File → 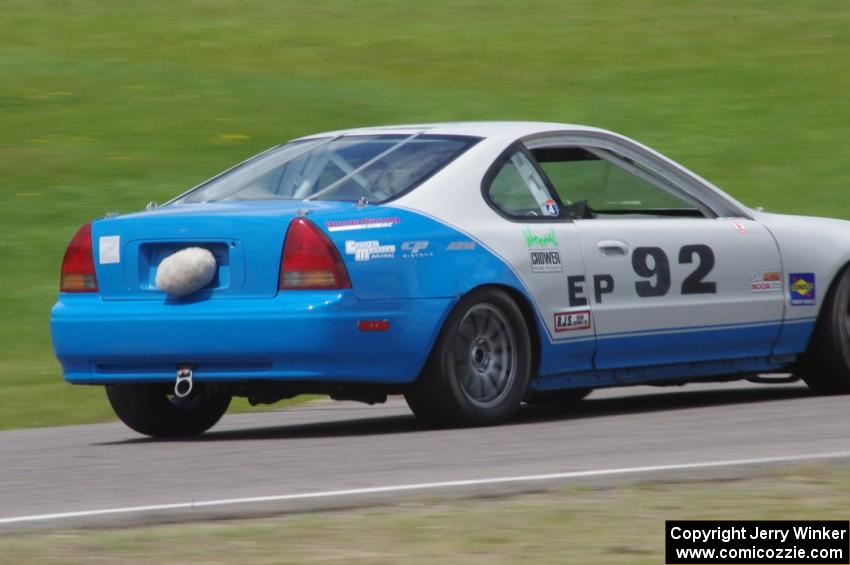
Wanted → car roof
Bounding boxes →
[293,121,606,141]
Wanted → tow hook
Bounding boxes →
[175,365,194,398]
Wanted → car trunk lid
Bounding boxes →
[91,200,351,300]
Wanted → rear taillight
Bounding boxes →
[60,222,98,292]
[279,218,351,290]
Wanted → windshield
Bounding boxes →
[173,134,479,204]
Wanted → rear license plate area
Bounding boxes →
[138,241,232,292]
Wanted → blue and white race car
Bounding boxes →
[51,122,850,437]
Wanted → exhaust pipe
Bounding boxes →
[174,366,194,398]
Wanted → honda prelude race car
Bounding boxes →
[50,122,850,437]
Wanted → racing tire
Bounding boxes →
[524,388,592,405]
[404,288,532,426]
[105,383,232,438]
[798,266,850,394]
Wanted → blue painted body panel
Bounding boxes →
[772,317,818,356]
[320,208,525,300]
[53,292,453,384]
[529,320,811,391]
[52,202,533,384]
[93,200,351,300]
[51,201,811,388]
[532,354,796,391]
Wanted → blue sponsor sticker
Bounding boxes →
[789,272,816,305]
[544,199,559,217]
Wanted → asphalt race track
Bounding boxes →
[2,381,849,531]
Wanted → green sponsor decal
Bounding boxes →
[522,226,558,248]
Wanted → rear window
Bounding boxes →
[174,134,480,204]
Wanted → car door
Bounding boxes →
[526,137,785,374]
[480,144,595,373]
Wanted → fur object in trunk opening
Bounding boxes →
[155,247,217,297]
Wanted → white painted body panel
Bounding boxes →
[393,136,592,343]
[382,122,848,369]
[574,217,784,368]
[757,212,850,319]
[574,217,784,333]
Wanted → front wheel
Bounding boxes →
[106,383,232,438]
[798,266,850,394]
[404,288,532,426]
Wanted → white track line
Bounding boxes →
[3,450,850,526]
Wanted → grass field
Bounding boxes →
[2,1,850,429]
[1,463,848,563]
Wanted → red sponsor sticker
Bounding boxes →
[751,271,782,292]
[554,310,591,332]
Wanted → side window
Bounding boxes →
[531,147,705,219]
[486,150,559,218]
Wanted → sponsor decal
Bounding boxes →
[325,216,400,232]
[789,272,816,305]
[98,235,120,264]
[529,249,562,273]
[554,310,591,332]
[751,270,782,293]
[733,220,748,235]
[544,198,559,217]
[447,240,476,251]
[401,240,433,258]
[344,240,396,262]
[522,226,558,248]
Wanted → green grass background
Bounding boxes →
[2,0,850,429]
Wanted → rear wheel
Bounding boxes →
[798,267,850,394]
[105,383,231,438]
[404,288,532,426]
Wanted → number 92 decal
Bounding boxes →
[567,244,717,307]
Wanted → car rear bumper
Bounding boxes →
[51,291,453,384]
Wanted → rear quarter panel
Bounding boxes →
[321,206,522,301]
